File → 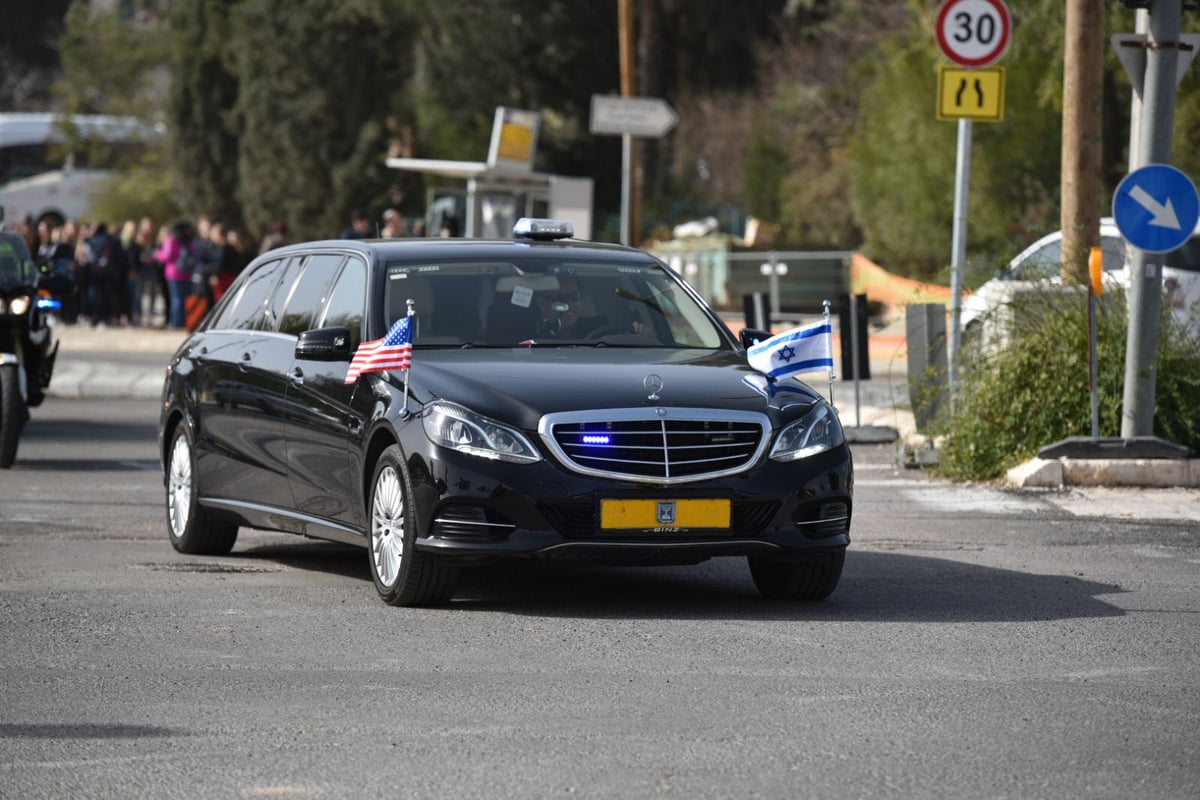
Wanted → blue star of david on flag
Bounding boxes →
[746,319,834,380]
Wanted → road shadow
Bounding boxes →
[0,723,183,739]
[231,539,1126,624]
[13,458,159,472]
[24,416,158,444]
[237,540,369,582]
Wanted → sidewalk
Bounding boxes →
[47,325,185,401]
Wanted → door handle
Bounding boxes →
[239,352,252,371]
[289,367,304,386]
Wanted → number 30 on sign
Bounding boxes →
[936,0,1012,69]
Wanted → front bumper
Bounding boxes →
[409,443,853,564]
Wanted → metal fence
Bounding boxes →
[648,237,853,317]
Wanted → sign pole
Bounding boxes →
[590,95,677,246]
[620,132,632,245]
[1121,0,1182,438]
[935,0,1010,400]
[948,117,972,397]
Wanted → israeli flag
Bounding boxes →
[746,319,834,380]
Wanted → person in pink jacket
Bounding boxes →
[156,222,196,329]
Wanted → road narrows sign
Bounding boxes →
[936,0,1012,68]
[937,66,1005,122]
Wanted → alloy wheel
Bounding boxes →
[168,434,192,539]
[371,465,405,587]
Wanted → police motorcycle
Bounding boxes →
[0,215,64,468]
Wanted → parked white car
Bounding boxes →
[962,217,1200,335]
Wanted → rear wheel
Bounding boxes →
[749,550,845,601]
[165,424,238,554]
[368,445,457,606]
[0,364,25,468]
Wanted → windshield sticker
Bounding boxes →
[511,285,533,308]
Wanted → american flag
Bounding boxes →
[344,315,413,384]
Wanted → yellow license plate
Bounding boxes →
[600,499,731,530]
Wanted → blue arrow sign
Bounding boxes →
[1112,164,1200,253]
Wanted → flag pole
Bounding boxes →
[823,299,835,407]
[401,298,414,418]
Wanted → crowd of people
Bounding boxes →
[4,207,438,330]
[4,214,268,330]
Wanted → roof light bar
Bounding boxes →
[513,218,574,241]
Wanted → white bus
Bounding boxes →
[0,112,157,228]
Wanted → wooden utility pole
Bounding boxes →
[1061,0,1105,284]
[618,0,640,244]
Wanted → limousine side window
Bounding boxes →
[263,256,305,331]
[277,253,344,336]
[211,257,287,331]
[319,257,367,346]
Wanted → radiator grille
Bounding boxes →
[540,409,770,485]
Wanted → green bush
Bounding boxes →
[934,287,1200,481]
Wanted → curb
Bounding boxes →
[1008,457,1200,489]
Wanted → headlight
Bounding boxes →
[769,403,845,462]
[8,295,31,315]
[422,400,542,463]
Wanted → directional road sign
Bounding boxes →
[936,0,1012,68]
[1113,164,1200,254]
[590,95,678,139]
[936,65,1005,122]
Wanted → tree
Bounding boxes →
[0,0,73,109]
[847,1,1067,279]
[411,2,621,211]
[167,0,243,231]
[51,1,176,226]
[226,0,418,242]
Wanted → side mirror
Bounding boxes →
[295,326,353,361]
[739,328,774,350]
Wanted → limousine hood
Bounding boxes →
[407,348,822,430]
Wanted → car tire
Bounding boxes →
[0,364,25,469]
[165,424,238,554]
[748,550,845,601]
[368,445,457,607]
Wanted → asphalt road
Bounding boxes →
[1,399,1198,799]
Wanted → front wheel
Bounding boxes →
[165,424,238,554]
[0,364,26,468]
[368,445,457,606]
[748,550,845,601]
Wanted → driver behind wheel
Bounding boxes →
[534,276,649,338]
[534,276,582,337]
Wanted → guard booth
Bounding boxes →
[387,106,593,239]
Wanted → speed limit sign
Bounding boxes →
[936,0,1011,68]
